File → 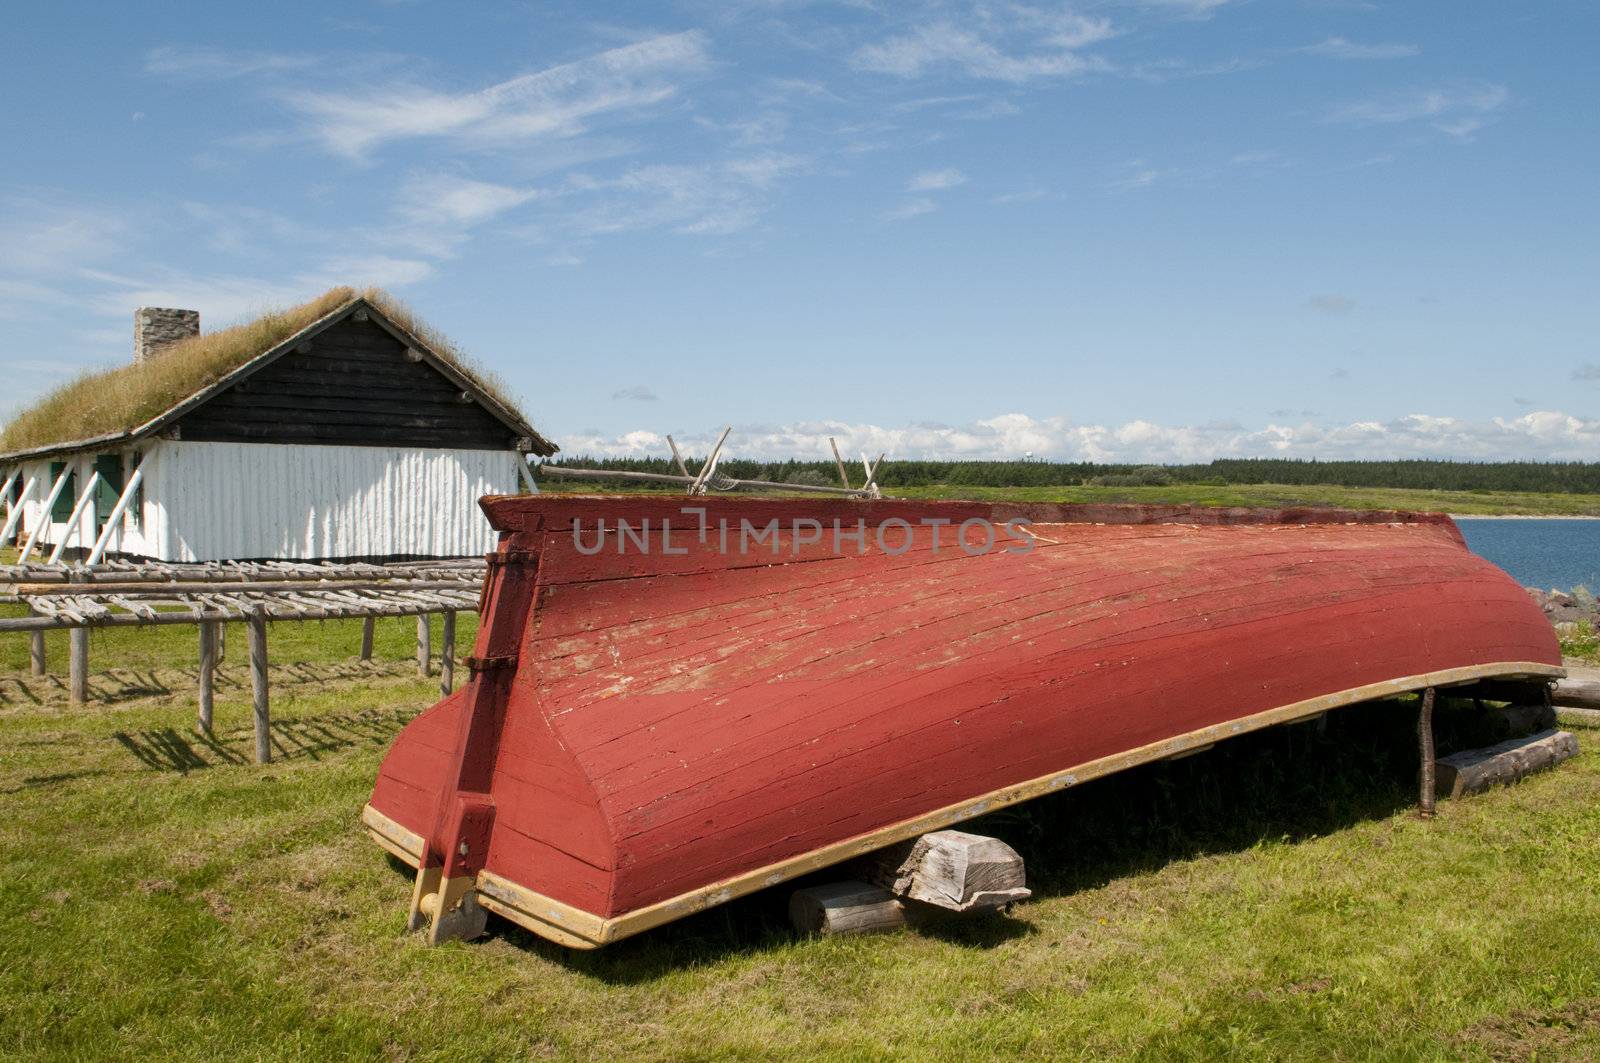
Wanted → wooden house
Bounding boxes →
[0,288,556,563]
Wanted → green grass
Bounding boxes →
[1559,620,1600,664]
[541,478,1600,515]
[1,613,1597,1060]
[0,606,476,676]
[880,481,1600,515]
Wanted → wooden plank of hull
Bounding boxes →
[366,498,1564,948]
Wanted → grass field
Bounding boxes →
[891,482,1600,516]
[2,607,1598,1060]
[3,498,1599,1060]
[542,478,1600,516]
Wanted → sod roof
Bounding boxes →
[0,287,555,460]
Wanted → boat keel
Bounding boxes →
[411,868,487,945]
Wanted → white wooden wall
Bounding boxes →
[4,441,527,562]
[144,441,524,561]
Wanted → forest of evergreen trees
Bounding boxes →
[543,456,1600,494]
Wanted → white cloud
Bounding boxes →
[79,269,313,324]
[1326,82,1509,139]
[908,168,967,191]
[79,255,433,326]
[143,45,318,79]
[0,199,131,274]
[0,279,75,321]
[397,173,541,226]
[309,255,434,288]
[1107,160,1171,191]
[992,185,1049,204]
[1132,0,1234,19]
[612,385,660,402]
[1300,37,1419,61]
[853,8,1114,83]
[563,152,808,237]
[283,31,710,158]
[1127,56,1264,83]
[884,196,937,220]
[558,411,1600,464]
[181,203,324,254]
[1306,294,1355,314]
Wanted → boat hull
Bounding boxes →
[366,498,1561,947]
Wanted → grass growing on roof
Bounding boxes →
[0,287,528,455]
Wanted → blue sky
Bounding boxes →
[2,0,1596,462]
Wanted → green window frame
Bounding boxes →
[49,462,76,522]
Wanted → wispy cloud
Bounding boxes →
[1306,294,1356,314]
[0,198,131,274]
[564,152,809,237]
[143,45,318,79]
[1127,56,1264,83]
[884,196,937,220]
[79,269,317,324]
[310,255,434,289]
[1299,37,1419,61]
[562,410,1600,463]
[992,185,1049,204]
[1572,364,1600,382]
[612,385,660,402]
[1107,159,1173,191]
[0,279,75,321]
[396,173,541,226]
[180,203,325,255]
[1326,81,1509,139]
[886,167,967,219]
[908,168,966,191]
[80,256,434,325]
[1106,148,1285,192]
[1131,0,1234,20]
[853,7,1115,83]
[282,31,711,159]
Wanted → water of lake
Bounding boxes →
[1455,518,1600,592]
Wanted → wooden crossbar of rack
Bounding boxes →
[1,557,488,763]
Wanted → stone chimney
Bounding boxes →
[134,307,200,364]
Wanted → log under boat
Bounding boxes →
[364,496,1561,948]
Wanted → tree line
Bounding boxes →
[542,456,1600,494]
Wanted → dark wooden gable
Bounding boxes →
[174,314,520,450]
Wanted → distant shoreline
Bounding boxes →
[1449,513,1600,520]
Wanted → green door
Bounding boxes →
[48,461,76,522]
[93,454,123,533]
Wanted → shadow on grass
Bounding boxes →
[110,707,417,774]
[459,693,1524,981]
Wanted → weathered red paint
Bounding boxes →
[369,496,1560,944]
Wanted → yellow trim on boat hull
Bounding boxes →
[365,660,1564,949]
[363,803,424,867]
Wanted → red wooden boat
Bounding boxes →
[364,496,1561,947]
